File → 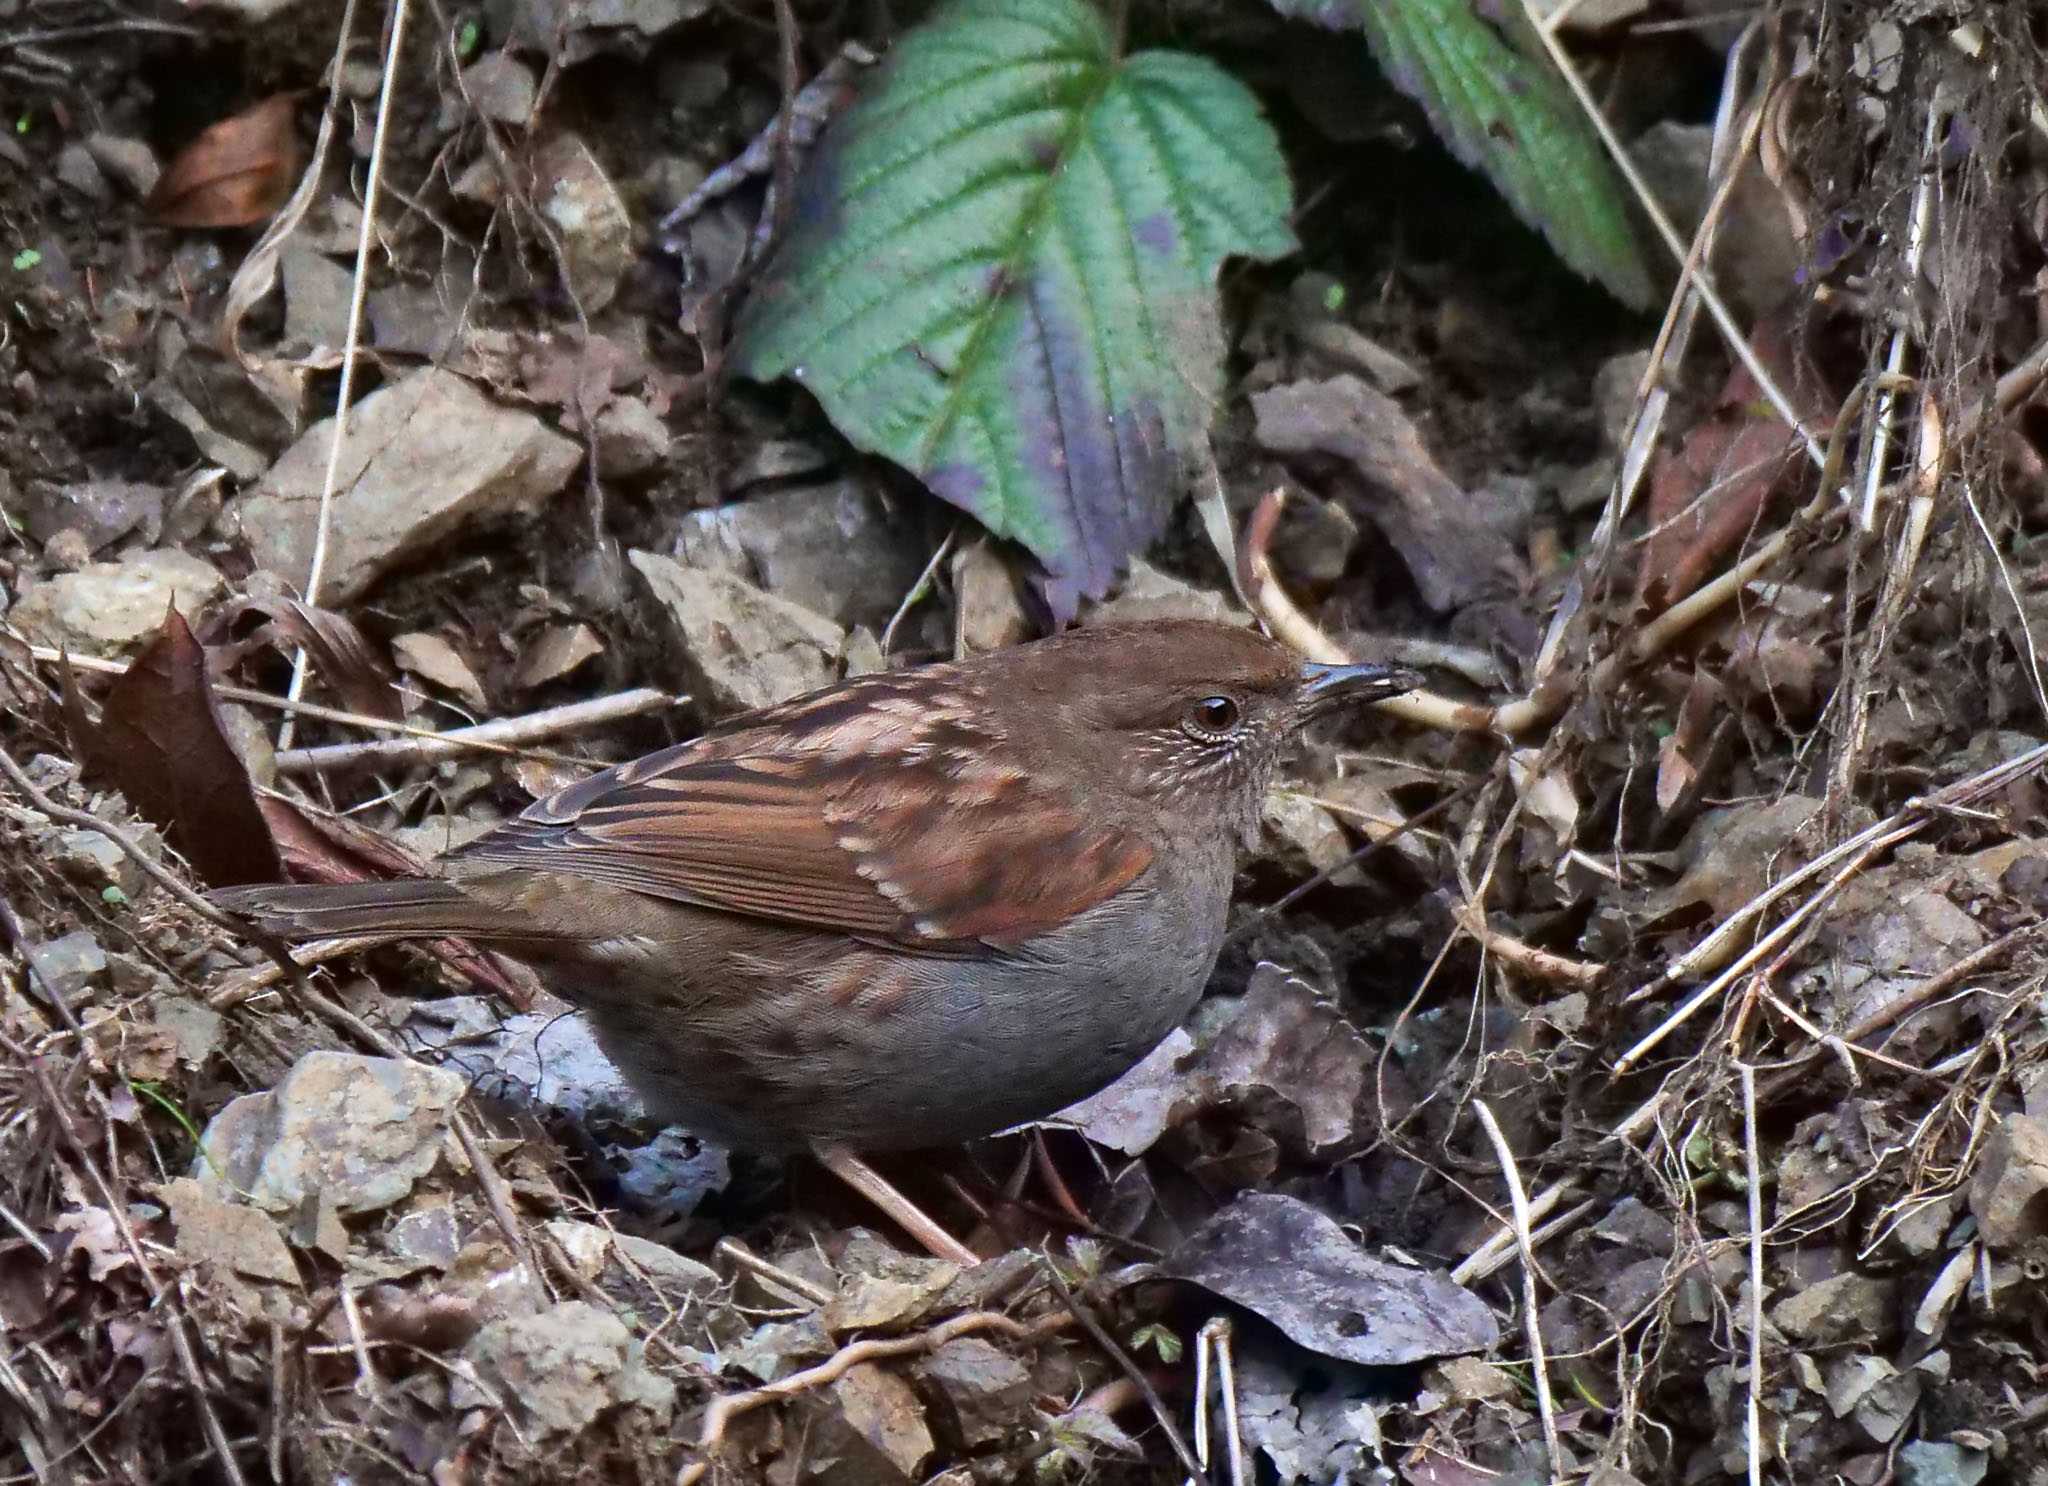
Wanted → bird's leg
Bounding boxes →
[811,1143,981,1267]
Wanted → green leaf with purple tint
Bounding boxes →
[1270,0,1654,310]
[730,0,1296,616]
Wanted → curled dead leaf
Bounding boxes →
[147,93,300,229]
[207,595,404,722]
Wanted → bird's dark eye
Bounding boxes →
[1186,695,1241,735]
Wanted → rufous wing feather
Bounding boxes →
[451,672,1153,951]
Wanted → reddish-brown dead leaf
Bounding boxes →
[1638,313,1835,614]
[146,93,300,228]
[74,610,282,888]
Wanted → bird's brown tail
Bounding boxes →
[211,879,509,942]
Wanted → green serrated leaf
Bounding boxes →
[1270,0,1654,310]
[732,0,1297,613]
[1130,1321,1183,1363]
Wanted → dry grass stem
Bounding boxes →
[1454,1194,1597,1287]
[1740,1064,1763,1486]
[1471,1100,1561,1483]
[280,0,414,750]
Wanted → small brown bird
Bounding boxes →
[216,619,1417,1261]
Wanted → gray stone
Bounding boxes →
[386,1203,462,1269]
[194,1051,466,1215]
[728,1312,834,1383]
[83,134,160,198]
[1084,558,1241,628]
[461,53,537,125]
[27,932,107,1003]
[1967,1114,2048,1250]
[1261,793,1361,888]
[51,827,145,898]
[671,479,930,633]
[55,143,108,201]
[915,1337,1030,1448]
[629,549,844,713]
[160,1177,298,1283]
[1266,494,1360,591]
[593,395,669,478]
[1771,1271,1897,1344]
[1593,351,1653,453]
[533,133,632,314]
[816,1362,934,1483]
[236,369,580,602]
[149,995,224,1066]
[42,529,93,571]
[951,535,1031,655]
[281,244,354,350]
[540,1216,720,1298]
[610,1230,721,1297]
[1896,1441,1988,1486]
[458,1301,675,1435]
[10,549,225,656]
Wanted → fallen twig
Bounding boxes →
[272,687,680,775]
[22,644,675,769]
[1456,903,1606,989]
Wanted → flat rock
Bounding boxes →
[458,1300,675,1435]
[671,478,930,632]
[194,1050,466,1215]
[11,549,225,656]
[541,1216,720,1298]
[914,1337,1030,1449]
[1084,558,1241,628]
[84,133,160,198]
[533,133,632,313]
[816,1362,934,1484]
[1771,1270,1898,1344]
[160,1176,297,1283]
[235,368,580,603]
[593,395,669,478]
[462,53,537,125]
[629,549,844,712]
[1967,1113,2048,1249]
[26,931,108,1003]
[280,244,354,351]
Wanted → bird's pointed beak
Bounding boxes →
[1298,658,1424,711]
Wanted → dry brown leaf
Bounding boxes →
[1655,671,1728,815]
[147,93,301,229]
[69,610,283,889]
[393,632,489,712]
[207,595,405,723]
[1638,313,1834,613]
